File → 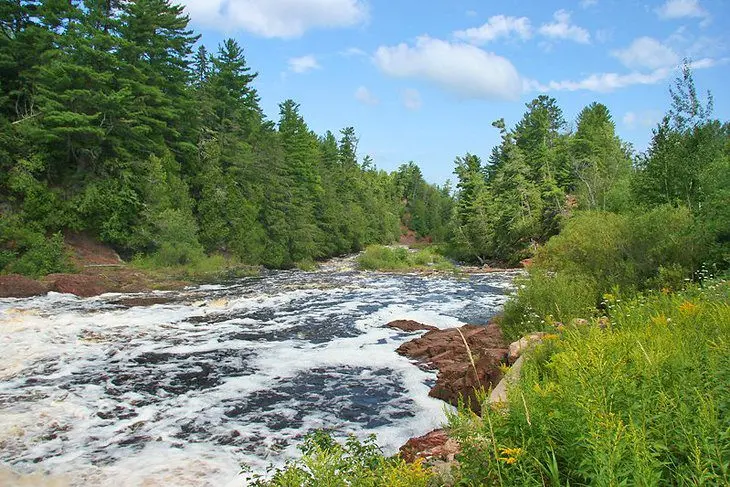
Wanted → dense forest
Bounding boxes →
[0,0,451,275]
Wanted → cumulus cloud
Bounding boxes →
[373,36,523,100]
[527,57,718,93]
[354,86,379,105]
[656,0,710,24]
[178,0,368,38]
[288,55,320,73]
[402,89,422,110]
[538,10,591,44]
[454,15,532,45]
[580,0,598,7]
[611,37,679,70]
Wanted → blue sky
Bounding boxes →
[179,0,729,184]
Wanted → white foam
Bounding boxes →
[0,270,515,485]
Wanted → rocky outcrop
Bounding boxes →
[399,429,460,463]
[48,274,108,297]
[0,275,48,298]
[508,332,546,363]
[396,323,508,413]
[387,319,438,332]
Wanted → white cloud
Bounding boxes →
[373,36,522,100]
[656,0,710,24]
[528,69,670,92]
[623,110,663,129]
[354,86,379,105]
[341,47,367,57]
[402,89,422,110]
[466,10,478,17]
[288,55,320,73]
[538,10,591,44]
[527,57,718,93]
[611,37,679,70]
[580,0,598,8]
[454,15,532,45]
[179,0,368,39]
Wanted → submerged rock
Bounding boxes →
[0,275,47,298]
[386,319,438,332]
[396,323,508,413]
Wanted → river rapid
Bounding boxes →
[0,258,517,486]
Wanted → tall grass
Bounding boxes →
[448,279,730,486]
[357,245,455,272]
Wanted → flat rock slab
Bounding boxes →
[396,323,508,413]
[0,275,48,298]
[386,319,438,332]
[48,274,108,297]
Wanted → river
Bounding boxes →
[0,258,517,486]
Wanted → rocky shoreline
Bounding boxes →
[388,318,540,467]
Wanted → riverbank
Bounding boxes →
[0,238,518,299]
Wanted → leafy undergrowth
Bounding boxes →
[244,431,432,487]
[130,253,259,283]
[449,279,730,486]
[357,245,455,272]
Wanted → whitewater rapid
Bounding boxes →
[0,262,517,486]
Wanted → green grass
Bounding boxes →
[357,245,456,272]
[130,253,259,282]
[448,279,730,486]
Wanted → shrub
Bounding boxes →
[357,245,455,272]
[501,269,599,341]
[0,217,73,277]
[245,430,432,487]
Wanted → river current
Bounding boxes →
[0,258,516,486]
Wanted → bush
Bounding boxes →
[537,207,708,294]
[245,430,432,487]
[449,280,730,486]
[501,269,599,341]
[0,217,73,277]
[357,245,454,272]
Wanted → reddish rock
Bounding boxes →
[112,296,175,307]
[396,323,508,413]
[50,274,108,297]
[387,319,438,332]
[400,429,460,463]
[0,275,48,298]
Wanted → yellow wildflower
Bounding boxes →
[678,301,698,315]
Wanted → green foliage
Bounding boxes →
[0,1,448,276]
[449,281,730,486]
[245,430,432,487]
[501,270,598,341]
[0,218,73,277]
[357,245,454,272]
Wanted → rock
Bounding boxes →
[386,319,438,332]
[112,296,174,307]
[50,274,108,297]
[396,323,508,412]
[0,275,47,298]
[399,429,460,463]
[507,332,547,363]
[489,355,525,405]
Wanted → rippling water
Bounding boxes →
[0,259,517,486]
